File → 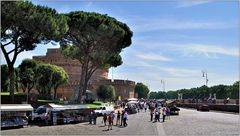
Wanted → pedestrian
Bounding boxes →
[144,103,148,112]
[107,113,113,130]
[89,112,93,124]
[103,113,107,126]
[162,107,166,122]
[116,111,121,126]
[123,111,128,127]
[93,111,97,125]
[120,110,124,126]
[166,106,170,120]
[150,107,154,121]
[111,111,115,123]
[155,109,160,122]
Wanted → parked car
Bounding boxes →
[94,105,114,116]
[166,100,180,115]
[126,103,138,114]
[170,106,180,115]
[197,104,210,111]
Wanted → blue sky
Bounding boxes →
[1,0,239,91]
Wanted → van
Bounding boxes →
[94,105,114,116]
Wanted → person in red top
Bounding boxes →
[107,112,113,130]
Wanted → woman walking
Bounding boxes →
[116,111,121,126]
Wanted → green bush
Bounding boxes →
[1,92,25,96]
[37,99,64,104]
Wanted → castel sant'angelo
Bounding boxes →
[33,48,136,101]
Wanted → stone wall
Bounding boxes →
[32,48,135,101]
[89,79,136,101]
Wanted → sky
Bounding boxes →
[1,0,239,92]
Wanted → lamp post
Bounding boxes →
[111,67,114,82]
[161,79,165,92]
[202,70,208,86]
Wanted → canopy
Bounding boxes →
[1,104,33,111]
[41,103,87,111]
[166,100,176,104]
[127,98,138,101]
[127,101,138,104]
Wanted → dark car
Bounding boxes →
[126,103,138,114]
[170,106,180,115]
[197,104,210,111]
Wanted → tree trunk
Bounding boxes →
[9,67,15,103]
[77,59,88,104]
[54,87,57,100]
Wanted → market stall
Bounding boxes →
[32,103,92,125]
[1,104,33,128]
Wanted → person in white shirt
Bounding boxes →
[144,103,148,112]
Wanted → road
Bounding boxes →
[1,108,239,136]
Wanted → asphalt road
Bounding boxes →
[1,108,239,136]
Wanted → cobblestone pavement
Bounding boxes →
[1,108,239,136]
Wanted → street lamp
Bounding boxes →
[111,67,114,82]
[161,79,165,92]
[202,70,208,86]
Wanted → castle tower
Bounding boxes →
[33,48,108,99]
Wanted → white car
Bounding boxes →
[94,105,114,116]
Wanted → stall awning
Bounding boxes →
[1,104,33,111]
[127,98,138,101]
[127,101,138,104]
[43,103,87,111]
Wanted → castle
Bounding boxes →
[32,48,135,101]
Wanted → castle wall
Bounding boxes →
[90,79,135,101]
[32,48,135,101]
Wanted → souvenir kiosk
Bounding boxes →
[1,104,33,128]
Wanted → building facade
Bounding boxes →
[32,48,135,101]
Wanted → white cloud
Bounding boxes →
[123,60,155,68]
[158,67,200,78]
[176,0,214,8]
[130,18,230,32]
[169,43,239,57]
[111,66,237,91]
[135,52,173,62]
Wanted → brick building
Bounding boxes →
[32,48,135,101]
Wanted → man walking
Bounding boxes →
[162,107,166,122]
[120,110,124,126]
[123,111,128,127]
[150,107,154,121]
[93,111,97,125]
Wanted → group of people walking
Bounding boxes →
[89,110,129,131]
[105,110,128,130]
[149,105,170,123]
